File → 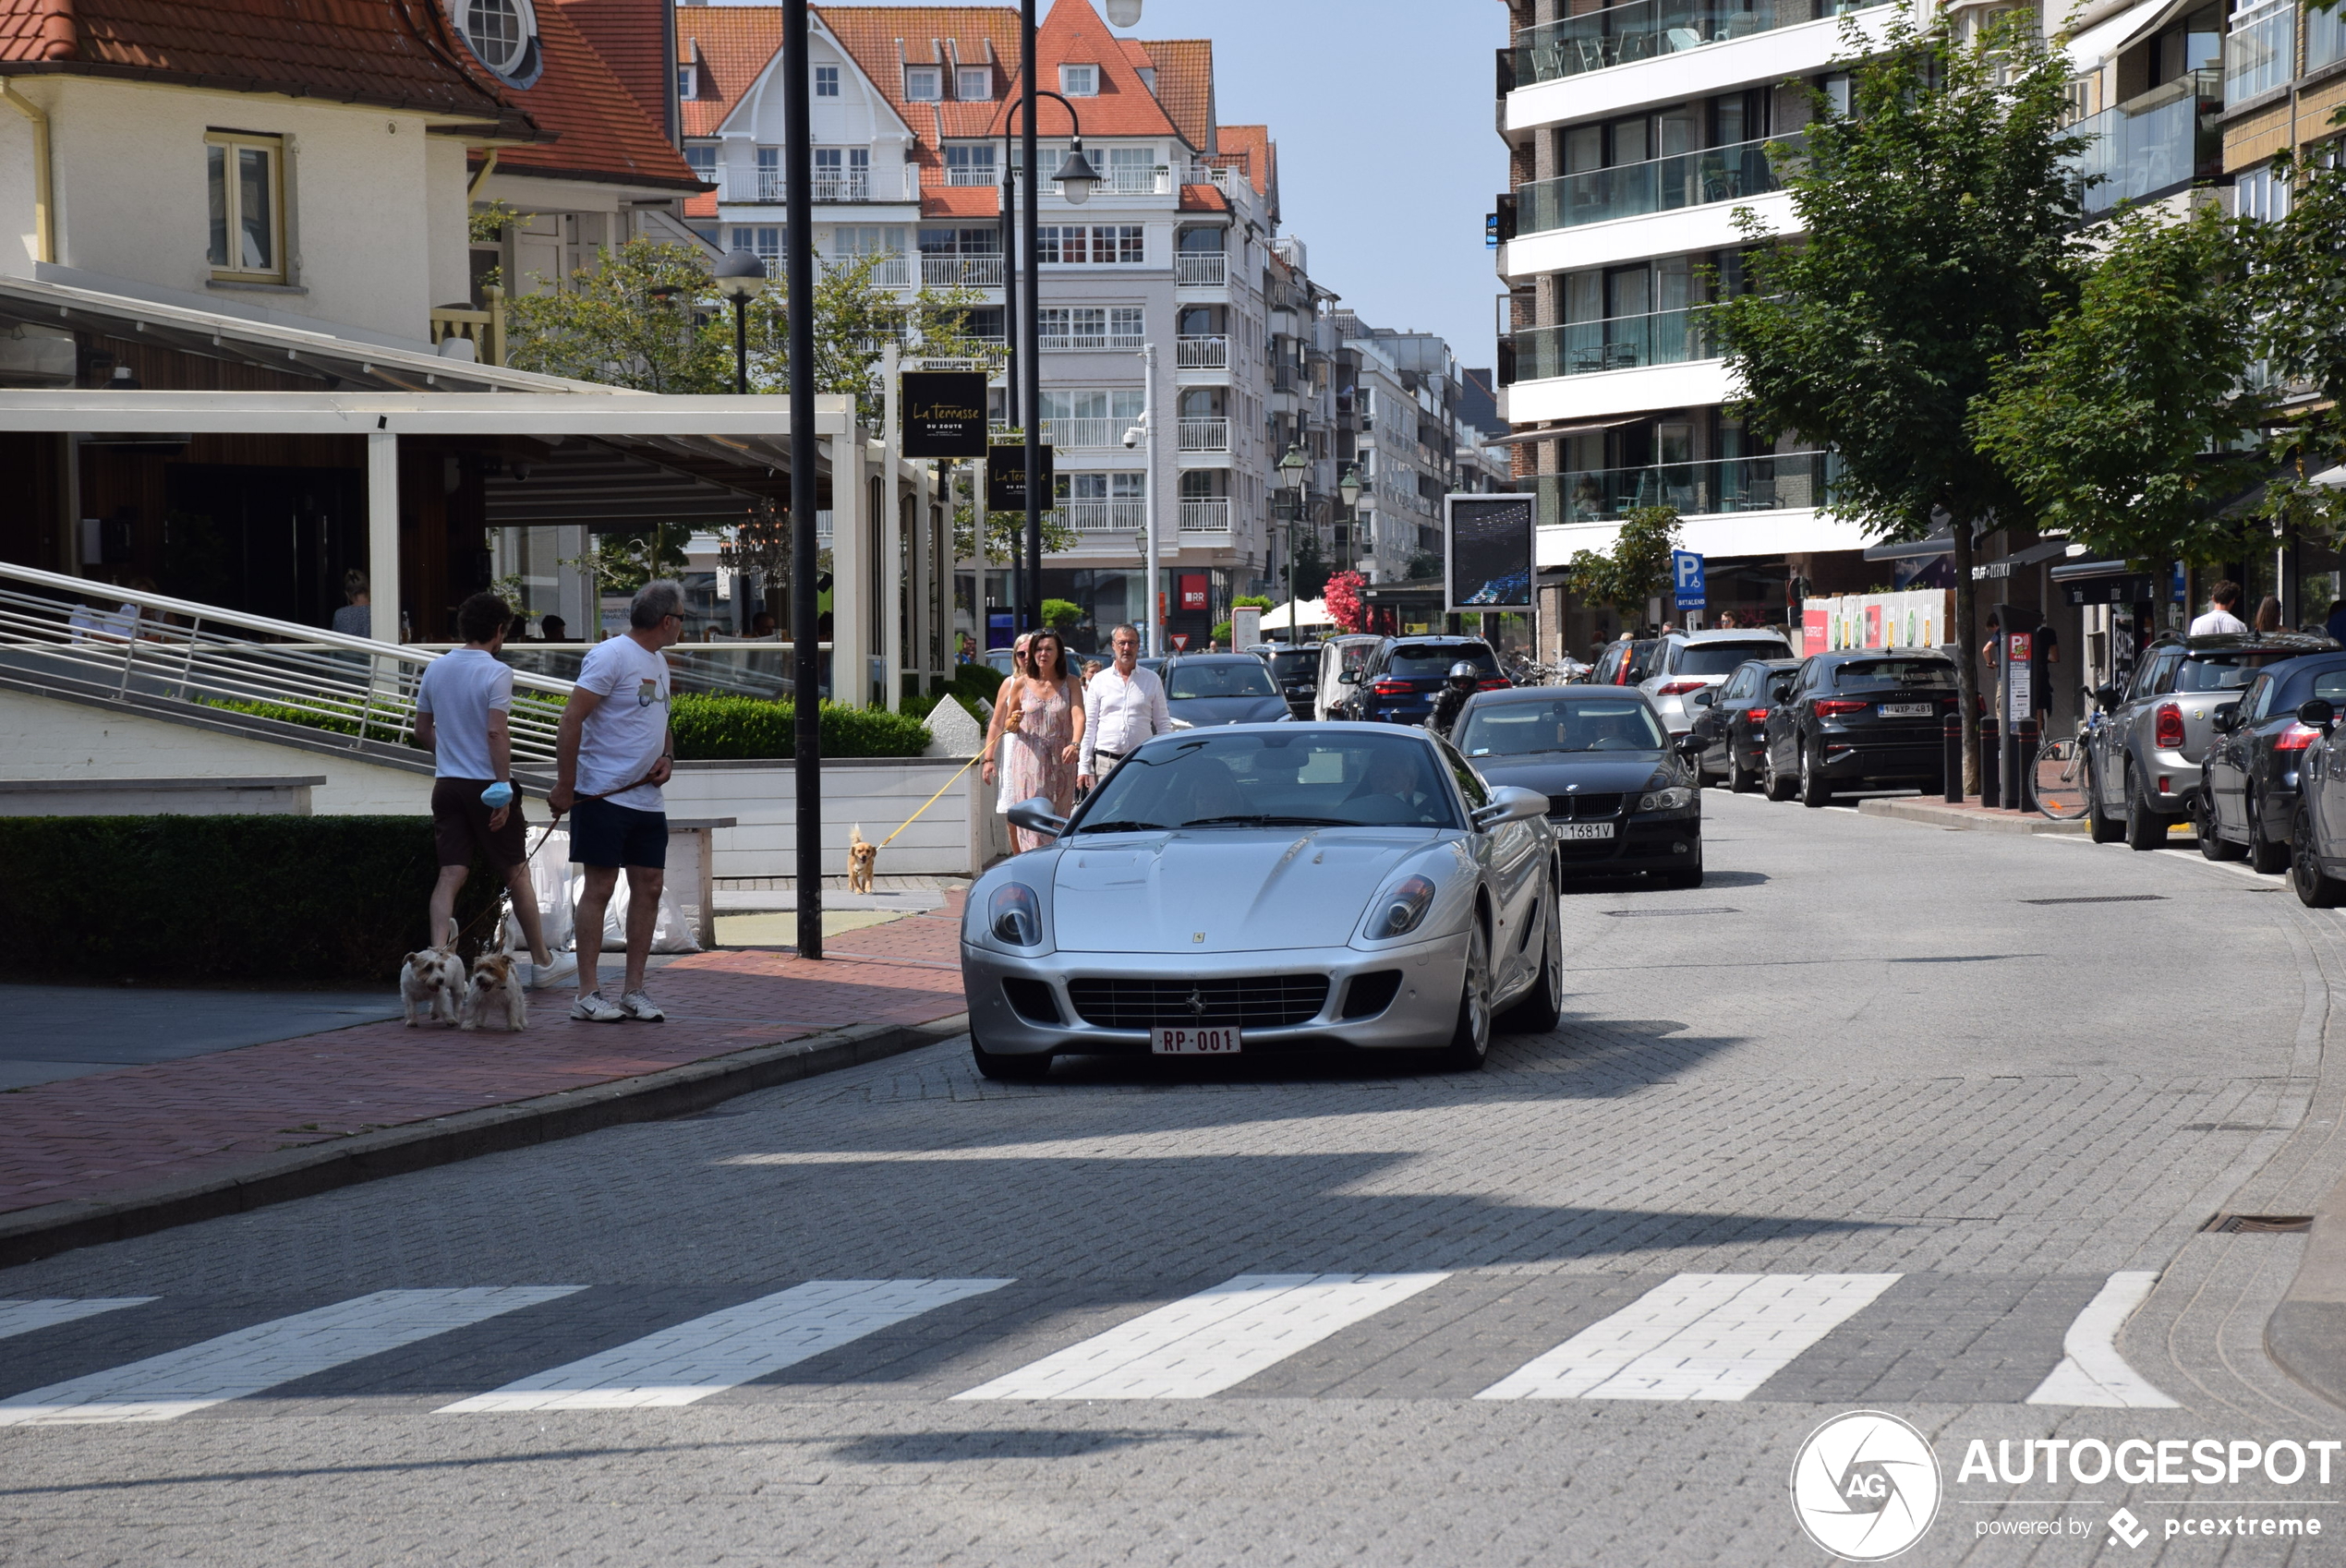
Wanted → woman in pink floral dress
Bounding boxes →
[988,631,1085,852]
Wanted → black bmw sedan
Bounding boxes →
[1457,686,1706,887]
[1762,651,1959,805]
[2197,651,2346,872]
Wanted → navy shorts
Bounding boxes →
[569,797,667,870]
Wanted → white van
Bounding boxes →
[1314,634,1384,720]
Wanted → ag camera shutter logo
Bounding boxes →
[1790,1410,1942,1561]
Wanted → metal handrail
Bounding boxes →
[0,560,574,763]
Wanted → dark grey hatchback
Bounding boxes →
[1457,686,1706,886]
[2196,652,2346,872]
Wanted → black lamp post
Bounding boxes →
[1278,440,1307,645]
[713,248,767,395]
[780,2,821,959]
[1338,463,1363,573]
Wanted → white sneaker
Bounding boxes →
[618,990,666,1021]
[527,955,578,992]
[570,991,625,1022]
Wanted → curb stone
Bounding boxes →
[0,1011,971,1270]
[1856,796,2088,835]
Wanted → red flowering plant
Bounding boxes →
[1324,570,1368,633]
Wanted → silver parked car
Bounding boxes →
[961,724,1563,1080]
[2085,633,2334,849]
[1637,629,1795,736]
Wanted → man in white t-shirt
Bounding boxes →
[551,580,684,1021]
[416,592,572,993]
[2189,580,2249,636]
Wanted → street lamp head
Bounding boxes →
[712,248,768,301]
[1105,0,1143,26]
[1338,464,1362,508]
[1277,442,1307,479]
[1055,140,1102,206]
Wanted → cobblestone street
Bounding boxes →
[4,794,2343,1565]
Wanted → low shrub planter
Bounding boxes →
[668,695,930,761]
[0,816,504,984]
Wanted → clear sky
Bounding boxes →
[852,0,1514,370]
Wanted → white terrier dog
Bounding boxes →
[399,920,465,1028]
[462,947,528,1032]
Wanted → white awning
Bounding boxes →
[1260,597,1333,630]
[2063,0,2177,71]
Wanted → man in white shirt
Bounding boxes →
[551,580,683,1022]
[1078,623,1174,790]
[2190,580,2249,636]
[417,593,572,993]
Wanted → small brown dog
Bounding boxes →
[847,824,878,894]
[462,948,527,1032]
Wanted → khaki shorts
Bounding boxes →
[431,777,529,869]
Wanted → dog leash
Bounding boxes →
[448,767,666,950]
[877,753,983,850]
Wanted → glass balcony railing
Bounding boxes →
[2068,71,2219,216]
[1511,0,1886,85]
[1511,308,1712,381]
[2224,1,2293,103]
[1533,452,1836,525]
[1518,133,1796,235]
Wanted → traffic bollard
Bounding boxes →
[2016,718,2039,814]
[1978,719,2001,810]
[1943,715,1964,803]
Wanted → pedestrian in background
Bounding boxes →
[551,579,683,1023]
[2326,598,2346,644]
[332,570,371,638]
[417,591,571,994]
[1079,623,1171,793]
[541,614,567,642]
[2191,581,2249,635]
[2255,596,2283,633]
[995,630,1084,851]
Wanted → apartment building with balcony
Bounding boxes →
[674,0,1296,652]
[1331,311,1509,589]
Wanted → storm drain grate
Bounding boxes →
[2019,894,2169,906]
[1602,908,1741,918]
[2202,1213,2314,1234]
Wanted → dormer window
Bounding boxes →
[958,66,993,101]
[816,65,840,97]
[677,63,698,100]
[451,0,540,86]
[1059,63,1099,97]
[905,66,942,101]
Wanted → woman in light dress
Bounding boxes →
[986,630,1085,852]
[981,633,1033,819]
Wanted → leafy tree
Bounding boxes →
[2242,154,2346,548]
[1970,203,2266,567]
[1232,594,1276,610]
[1282,531,1332,601]
[1708,13,2085,789]
[468,199,534,245]
[1565,505,1681,621]
[1040,597,1085,633]
[564,525,693,596]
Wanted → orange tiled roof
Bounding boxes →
[1179,183,1228,212]
[684,188,718,219]
[497,0,701,190]
[0,0,525,127]
[1217,123,1274,199]
[676,5,782,139]
[984,0,1180,140]
[923,183,1004,219]
[1140,37,1210,150]
[816,6,1022,144]
[555,0,674,140]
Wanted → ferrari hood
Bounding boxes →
[1051,828,1445,954]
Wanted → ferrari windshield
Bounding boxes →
[1073,730,1462,832]
[1459,699,1666,757]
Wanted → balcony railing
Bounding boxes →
[2224,1,2292,103]
[1103,164,1173,195]
[1042,416,1120,449]
[947,163,1000,187]
[2068,71,2219,216]
[1064,498,1148,533]
[741,168,913,203]
[921,254,1004,288]
[1178,418,1231,452]
[1179,498,1232,532]
[1041,328,1147,350]
[1176,335,1230,369]
[1518,133,1796,235]
[1533,452,1834,524]
[1513,0,1779,86]
[1176,253,1228,286]
[1184,163,1240,195]
[1508,308,1712,382]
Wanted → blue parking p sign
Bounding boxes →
[1672,549,1706,610]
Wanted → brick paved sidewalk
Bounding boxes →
[0,892,968,1218]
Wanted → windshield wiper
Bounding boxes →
[1073,819,1170,835]
[1179,814,1355,828]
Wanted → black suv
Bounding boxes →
[1336,636,1506,726]
[1762,650,1960,804]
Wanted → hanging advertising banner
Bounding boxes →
[901,371,991,458]
[1445,494,1535,614]
[1179,573,1209,611]
[986,442,1054,512]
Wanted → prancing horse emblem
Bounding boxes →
[1186,985,1207,1020]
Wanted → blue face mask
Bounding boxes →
[480,781,515,810]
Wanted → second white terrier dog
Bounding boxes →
[400,920,465,1027]
[462,948,527,1032]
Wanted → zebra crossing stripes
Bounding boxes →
[2026,1272,2177,1408]
[953,1272,1450,1401]
[0,1298,155,1344]
[1476,1273,1902,1402]
[439,1279,1012,1413]
[0,1287,581,1426]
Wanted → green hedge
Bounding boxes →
[0,817,504,984]
[668,694,930,761]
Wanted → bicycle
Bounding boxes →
[2031,704,2104,822]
